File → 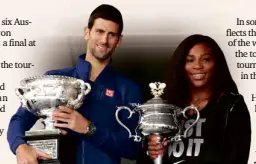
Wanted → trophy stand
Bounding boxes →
[24,110,61,164]
[24,131,60,164]
[153,135,163,164]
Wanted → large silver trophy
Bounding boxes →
[115,82,200,164]
[15,75,91,164]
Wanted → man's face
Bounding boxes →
[84,18,122,61]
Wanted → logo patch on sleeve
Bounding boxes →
[105,89,114,97]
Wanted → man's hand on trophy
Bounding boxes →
[52,106,90,134]
[59,129,68,135]
[16,144,52,164]
[147,135,168,160]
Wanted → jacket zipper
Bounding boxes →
[82,140,85,164]
[99,85,105,100]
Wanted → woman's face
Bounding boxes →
[185,43,215,89]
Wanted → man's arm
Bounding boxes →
[7,106,39,154]
[8,106,53,164]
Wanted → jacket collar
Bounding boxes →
[76,54,91,81]
[76,54,115,86]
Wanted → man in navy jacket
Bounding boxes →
[8,4,142,164]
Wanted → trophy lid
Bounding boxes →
[143,96,167,105]
[142,82,168,105]
[139,82,180,110]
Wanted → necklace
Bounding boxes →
[190,97,209,111]
[186,98,208,116]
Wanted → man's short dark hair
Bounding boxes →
[88,4,123,35]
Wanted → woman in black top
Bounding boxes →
[146,34,251,164]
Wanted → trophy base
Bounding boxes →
[39,159,60,164]
[24,129,60,163]
[25,129,60,136]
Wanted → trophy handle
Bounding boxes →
[69,80,91,109]
[83,82,91,95]
[15,87,29,108]
[181,105,200,138]
[115,106,142,142]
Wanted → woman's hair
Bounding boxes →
[163,34,238,107]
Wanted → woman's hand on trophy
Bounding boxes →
[147,135,168,160]
[16,144,52,164]
[52,106,90,134]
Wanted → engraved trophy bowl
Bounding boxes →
[115,82,200,164]
[15,75,91,163]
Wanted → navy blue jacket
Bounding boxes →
[8,54,142,164]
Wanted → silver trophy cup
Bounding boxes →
[15,75,91,163]
[115,82,200,164]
